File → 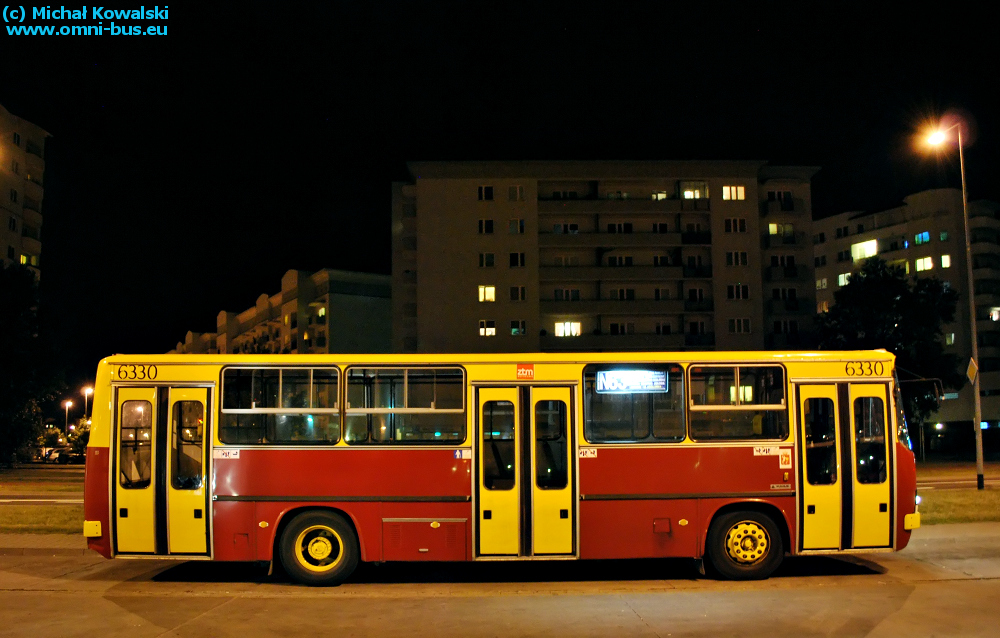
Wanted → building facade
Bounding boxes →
[812,188,1000,427]
[0,103,49,276]
[170,269,391,355]
[392,161,819,353]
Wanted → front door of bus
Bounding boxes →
[476,386,574,556]
[114,386,210,555]
[798,383,892,550]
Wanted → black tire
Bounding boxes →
[279,511,359,586]
[706,510,783,580]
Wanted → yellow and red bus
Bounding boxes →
[83,350,920,584]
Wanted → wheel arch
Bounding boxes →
[268,505,367,570]
[701,500,792,558]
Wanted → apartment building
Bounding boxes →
[170,269,391,354]
[0,103,49,276]
[391,161,819,353]
[813,189,1000,427]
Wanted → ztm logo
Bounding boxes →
[516,364,534,380]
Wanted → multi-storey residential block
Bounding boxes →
[392,161,818,353]
[0,103,49,276]
[813,188,1000,429]
[170,269,391,354]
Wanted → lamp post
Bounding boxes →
[63,400,73,433]
[82,387,93,420]
[927,121,986,490]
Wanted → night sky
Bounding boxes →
[2,2,997,396]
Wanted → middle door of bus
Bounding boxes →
[476,386,575,557]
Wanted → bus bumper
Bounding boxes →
[904,511,921,530]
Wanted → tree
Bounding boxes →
[815,257,963,429]
[0,264,61,466]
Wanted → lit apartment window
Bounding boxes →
[816,278,828,290]
[652,191,668,200]
[915,257,933,272]
[479,320,496,336]
[946,333,955,345]
[768,222,794,236]
[478,186,494,201]
[729,318,751,334]
[915,231,930,245]
[508,185,525,201]
[509,219,525,234]
[851,239,878,260]
[510,286,526,301]
[722,186,745,200]
[838,273,851,286]
[509,252,525,267]
[478,285,496,302]
[940,231,949,241]
[554,321,581,337]
[941,254,952,268]
[680,181,708,199]
[724,218,747,233]
[607,222,633,234]
[478,219,494,234]
[992,308,1000,322]
[817,301,830,313]
[725,251,748,266]
[655,322,671,335]
[726,284,749,300]
[510,320,526,336]
[20,254,39,266]
[479,253,495,267]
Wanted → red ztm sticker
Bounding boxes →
[516,364,534,380]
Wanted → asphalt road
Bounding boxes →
[1,523,998,637]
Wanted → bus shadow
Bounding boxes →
[148,554,883,586]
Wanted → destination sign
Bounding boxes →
[596,370,668,394]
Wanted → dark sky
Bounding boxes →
[2,2,997,394]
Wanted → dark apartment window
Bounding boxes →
[653,255,670,267]
[655,288,671,301]
[729,318,751,334]
[726,251,748,266]
[773,320,799,334]
[509,252,525,268]
[510,286,526,301]
[610,288,635,300]
[9,190,17,203]
[7,217,15,232]
[609,322,635,335]
[656,322,672,335]
[7,246,15,260]
[10,160,18,174]
[12,132,20,146]
[653,222,671,233]
[510,320,526,336]
[478,186,494,201]
[509,219,525,234]
[857,224,865,234]
[688,288,704,301]
[478,219,494,234]
[607,255,633,266]
[689,321,706,335]
[479,253,495,267]
[607,223,633,234]
[724,218,747,233]
[508,186,525,201]
[726,284,749,300]
[770,255,795,267]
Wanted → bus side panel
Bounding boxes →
[253,501,382,562]
[212,501,256,561]
[580,500,698,559]
[895,441,917,550]
[381,501,472,561]
[84,446,112,558]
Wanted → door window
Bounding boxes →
[803,397,837,485]
[535,401,567,489]
[172,401,204,490]
[483,401,515,490]
[120,400,152,488]
[854,397,887,484]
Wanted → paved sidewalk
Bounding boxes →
[0,533,93,556]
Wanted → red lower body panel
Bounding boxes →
[84,447,111,558]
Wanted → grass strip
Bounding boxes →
[0,505,83,534]
[919,487,1000,525]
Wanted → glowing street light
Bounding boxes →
[924,119,985,491]
[82,386,93,420]
[63,400,73,432]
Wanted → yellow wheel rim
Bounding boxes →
[725,521,769,564]
[294,525,344,573]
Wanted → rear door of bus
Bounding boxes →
[114,384,211,555]
[798,382,892,550]
[476,385,575,557]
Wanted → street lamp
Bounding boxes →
[82,387,93,420]
[63,400,73,433]
[926,120,986,490]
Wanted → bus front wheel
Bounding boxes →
[279,511,359,586]
[706,511,783,580]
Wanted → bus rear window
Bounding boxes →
[583,364,684,443]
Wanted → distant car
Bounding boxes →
[58,449,84,465]
[46,447,71,464]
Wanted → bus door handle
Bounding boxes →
[807,505,815,514]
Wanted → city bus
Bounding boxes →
[83,351,920,585]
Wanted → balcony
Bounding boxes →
[541,332,688,352]
[765,265,809,282]
[766,298,806,314]
[682,265,713,278]
[540,266,684,282]
[21,237,41,255]
[681,231,712,245]
[684,333,716,347]
[763,231,807,248]
[761,198,805,216]
[765,333,805,349]
[538,197,710,215]
[684,299,715,312]
[25,141,44,158]
[538,232,683,248]
[540,299,685,314]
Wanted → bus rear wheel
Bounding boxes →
[706,511,783,580]
[279,511,359,586]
